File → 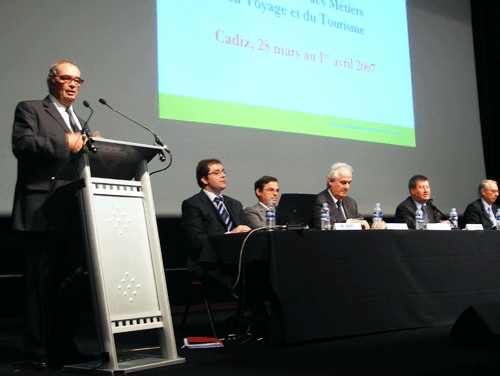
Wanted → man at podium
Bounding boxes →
[11,60,92,368]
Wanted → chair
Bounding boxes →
[180,280,218,339]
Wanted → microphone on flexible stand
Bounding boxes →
[98,98,168,161]
[82,101,98,153]
[427,199,447,221]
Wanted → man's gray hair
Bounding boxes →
[479,179,498,194]
[47,59,78,83]
[327,162,353,181]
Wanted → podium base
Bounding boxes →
[63,353,185,374]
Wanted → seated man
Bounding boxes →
[244,176,280,229]
[181,158,250,279]
[313,162,369,229]
[463,179,499,229]
[395,174,447,229]
[182,159,267,340]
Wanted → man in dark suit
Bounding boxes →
[181,159,251,278]
[182,159,269,338]
[244,175,279,229]
[313,162,369,229]
[11,60,92,368]
[395,174,447,229]
[463,179,499,229]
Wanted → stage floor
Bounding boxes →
[2,305,500,375]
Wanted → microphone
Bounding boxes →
[82,101,98,153]
[98,98,168,161]
[427,199,447,221]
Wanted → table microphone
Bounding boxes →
[427,199,447,221]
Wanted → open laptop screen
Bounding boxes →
[276,193,316,228]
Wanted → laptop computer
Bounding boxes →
[276,193,316,229]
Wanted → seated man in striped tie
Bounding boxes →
[462,179,499,229]
[181,158,251,279]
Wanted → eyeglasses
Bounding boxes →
[264,188,280,193]
[208,169,226,176]
[55,75,84,85]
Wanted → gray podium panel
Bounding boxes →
[93,185,160,322]
[65,140,184,374]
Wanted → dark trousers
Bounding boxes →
[22,228,87,360]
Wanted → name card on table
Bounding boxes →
[385,223,409,230]
[334,223,362,230]
[465,224,484,231]
[426,223,452,231]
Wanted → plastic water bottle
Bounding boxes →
[496,208,500,230]
[373,203,383,224]
[265,199,276,230]
[415,207,425,230]
[320,203,332,230]
[449,208,458,229]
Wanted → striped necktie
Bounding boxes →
[214,196,234,232]
[65,107,80,132]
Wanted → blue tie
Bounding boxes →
[421,204,428,223]
[214,196,234,232]
[487,206,496,226]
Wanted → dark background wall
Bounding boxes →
[471,1,500,182]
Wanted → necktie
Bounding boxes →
[214,196,234,232]
[487,206,496,226]
[336,200,346,221]
[421,204,428,223]
[65,107,80,132]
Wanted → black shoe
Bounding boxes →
[247,317,269,341]
[240,332,266,344]
[26,349,49,370]
[29,359,48,370]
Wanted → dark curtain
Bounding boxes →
[471,0,500,183]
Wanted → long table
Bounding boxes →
[198,229,500,345]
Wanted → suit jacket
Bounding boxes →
[181,190,246,276]
[463,198,498,229]
[11,96,81,232]
[313,189,361,229]
[244,203,267,229]
[394,196,442,229]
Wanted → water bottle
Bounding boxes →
[449,208,458,229]
[415,207,425,230]
[496,208,500,230]
[320,203,332,230]
[265,199,276,230]
[373,203,383,224]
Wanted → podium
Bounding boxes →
[65,138,184,373]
